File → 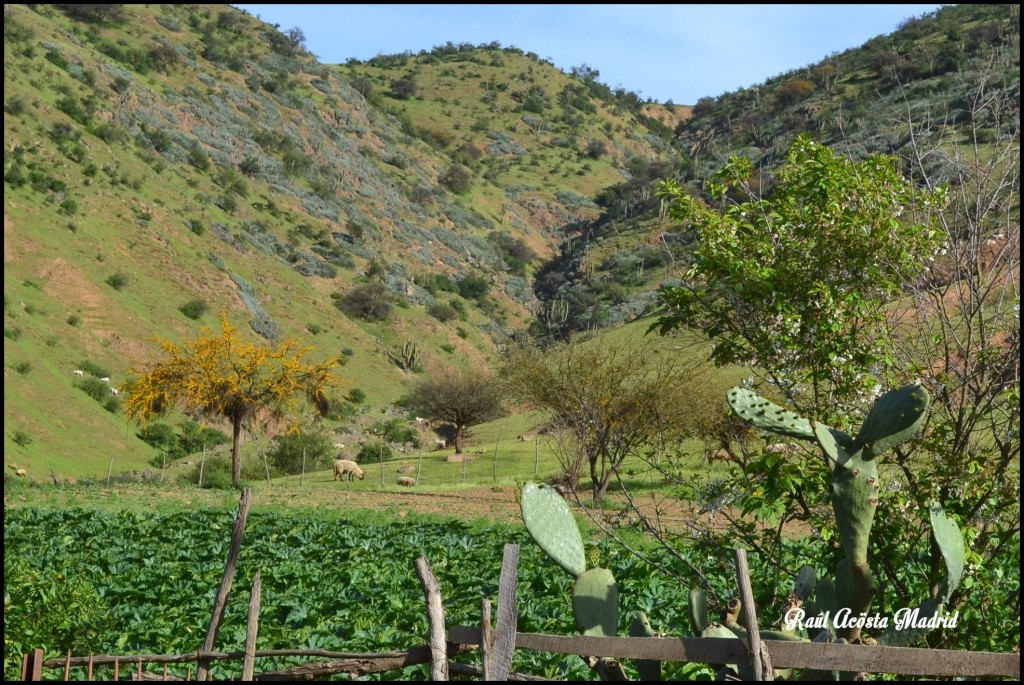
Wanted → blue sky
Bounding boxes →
[233,4,945,104]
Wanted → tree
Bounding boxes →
[652,133,946,422]
[337,282,393,322]
[124,315,342,484]
[405,366,504,454]
[503,337,708,506]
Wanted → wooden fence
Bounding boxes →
[20,490,1020,681]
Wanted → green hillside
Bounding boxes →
[2,4,677,475]
[3,3,1018,478]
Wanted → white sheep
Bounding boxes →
[765,442,797,455]
[110,387,119,396]
[100,377,110,384]
[333,442,345,449]
[333,459,365,482]
[72,369,84,376]
[433,438,447,450]
[15,468,27,477]
[397,476,416,487]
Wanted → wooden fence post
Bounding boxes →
[481,599,492,681]
[196,488,251,680]
[300,447,306,486]
[734,548,773,681]
[241,571,262,681]
[415,557,449,681]
[487,544,519,681]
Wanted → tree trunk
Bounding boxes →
[232,414,243,485]
[454,425,465,455]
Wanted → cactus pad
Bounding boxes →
[572,568,618,636]
[930,502,965,603]
[793,565,817,601]
[854,384,930,459]
[520,482,586,577]
[688,586,709,634]
[630,612,662,682]
[726,387,815,440]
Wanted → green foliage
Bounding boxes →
[4,554,109,677]
[405,366,505,454]
[12,429,33,447]
[456,274,490,301]
[267,430,335,475]
[105,272,129,291]
[78,360,110,378]
[77,377,111,403]
[178,298,209,320]
[337,283,393,322]
[12,361,32,376]
[439,164,473,194]
[369,417,420,447]
[653,135,946,418]
[347,388,366,404]
[355,440,395,464]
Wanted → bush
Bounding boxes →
[12,430,32,447]
[370,418,420,447]
[355,441,394,464]
[178,299,209,320]
[188,219,206,236]
[267,431,335,475]
[348,388,366,404]
[439,164,473,194]
[337,283,393,322]
[77,378,109,402]
[427,302,459,323]
[12,361,32,376]
[457,274,490,301]
[105,273,129,291]
[78,360,110,378]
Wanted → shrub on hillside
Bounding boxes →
[337,283,393,322]
[178,299,209,320]
[355,441,394,464]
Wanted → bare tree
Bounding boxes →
[405,367,505,454]
[503,337,708,506]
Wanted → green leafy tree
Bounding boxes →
[652,133,946,422]
[125,315,342,484]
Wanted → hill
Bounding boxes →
[2,4,677,475]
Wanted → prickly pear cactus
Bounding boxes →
[573,568,618,636]
[520,482,586,577]
[725,383,966,646]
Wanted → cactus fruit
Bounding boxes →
[572,568,619,636]
[520,482,586,577]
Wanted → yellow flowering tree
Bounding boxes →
[124,315,342,484]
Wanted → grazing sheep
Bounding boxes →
[433,438,447,451]
[765,442,797,455]
[100,377,110,384]
[72,369,84,376]
[333,459,365,482]
[15,469,27,477]
[706,448,732,463]
[8,463,17,471]
[397,476,416,487]
[110,387,119,396]
[333,442,345,449]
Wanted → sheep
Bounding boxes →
[765,442,798,455]
[333,442,345,450]
[110,387,119,396]
[397,476,416,487]
[72,369,84,377]
[433,438,447,451]
[333,459,365,482]
[706,448,732,463]
[15,469,27,477]
[100,377,110,384]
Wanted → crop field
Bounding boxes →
[4,491,796,681]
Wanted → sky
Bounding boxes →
[233,4,945,105]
